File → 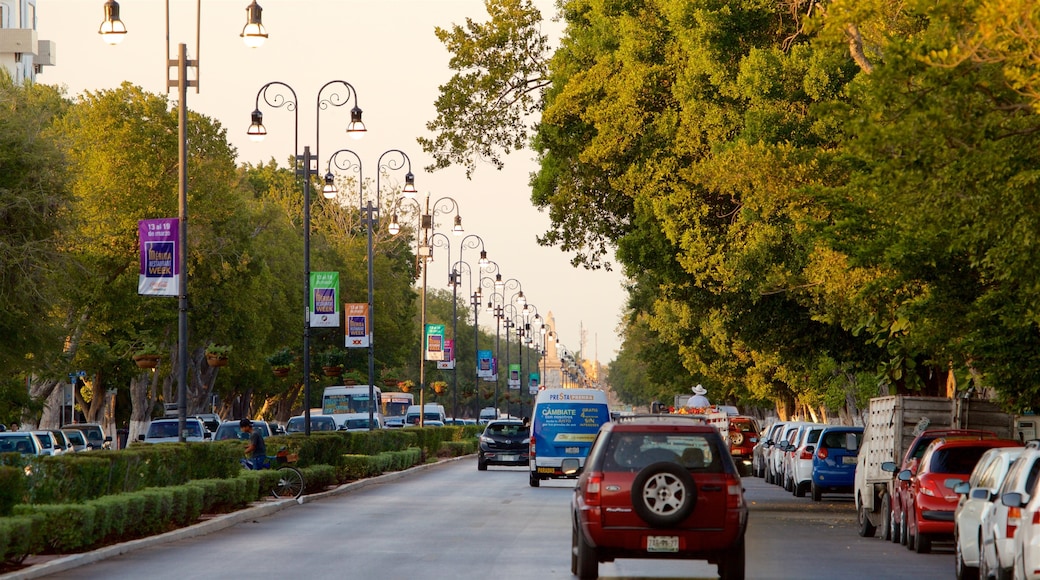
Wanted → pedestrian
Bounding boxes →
[241,418,267,470]
[687,384,710,408]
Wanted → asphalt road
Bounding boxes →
[7,458,954,579]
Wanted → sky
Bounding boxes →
[36,0,628,364]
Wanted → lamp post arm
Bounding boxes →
[253,81,299,170]
[315,79,362,166]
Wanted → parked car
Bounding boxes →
[31,431,61,456]
[778,422,818,491]
[477,419,530,471]
[194,413,222,433]
[808,426,864,501]
[767,422,805,485]
[753,422,784,479]
[727,416,760,476]
[60,428,89,452]
[979,442,1040,579]
[0,432,42,455]
[999,458,1040,580]
[64,423,111,450]
[788,424,826,497]
[140,418,210,443]
[213,420,272,441]
[285,415,338,434]
[884,428,999,545]
[900,436,1020,553]
[570,415,747,579]
[952,445,1024,580]
[47,429,74,453]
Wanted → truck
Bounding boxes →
[854,395,1020,538]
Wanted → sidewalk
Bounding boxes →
[2,456,469,580]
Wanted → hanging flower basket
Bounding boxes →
[272,366,290,378]
[432,382,447,394]
[323,366,343,377]
[207,353,229,368]
[399,382,412,393]
[133,354,160,369]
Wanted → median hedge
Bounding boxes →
[0,425,480,568]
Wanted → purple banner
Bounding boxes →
[138,218,178,296]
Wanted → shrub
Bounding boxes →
[0,514,41,565]
[13,504,97,553]
[0,467,25,516]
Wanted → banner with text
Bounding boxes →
[310,272,340,327]
[528,372,540,394]
[508,363,521,389]
[477,350,494,378]
[344,303,370,348]
[436,339,455,369]
[425,324,446,361]
[138,218,179,296]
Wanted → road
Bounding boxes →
[33,460,952,579]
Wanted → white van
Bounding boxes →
[405,404,446,426]
[479,407,498,425]
[529,388,611,487]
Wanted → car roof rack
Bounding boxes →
[616,414,710,424]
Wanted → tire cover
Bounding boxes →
[730,431,744,446]
[631,461,697,528]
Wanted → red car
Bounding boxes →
[899,436,1020,553]
[728,416,760,477]
[571,416,748,579]
[882,428,997,545]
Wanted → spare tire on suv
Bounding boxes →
[631,461,697,527]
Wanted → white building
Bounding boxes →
[0,0,55,84]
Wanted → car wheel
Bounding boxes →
[900,512,908,546]
[857,503,877,538]
[880,494,892,542]
[570,520,579,575]
[956,529,979,580]
[794,480,806,498]
[477,456,487,471]
[575,518,598,580]
[905,513,916,551]
[529,472,540,488]
[631,462,697,528]
[980,539,992,580]
[915,531,931,554]
[718,536,746,580]
[890,502,901,544]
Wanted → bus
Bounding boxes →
[380,391,413,426]
[322,385,382,428]
[529,387,611,487]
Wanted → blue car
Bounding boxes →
[810,426,864,501]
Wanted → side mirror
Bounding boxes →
[968,487,990,500]
[897,470,912,482]
[1002,492,1026,508]
[561,458,581,476]
[881,461,897,473]
[136,434,145,441]
[944,478,964,491]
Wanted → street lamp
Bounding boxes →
[100,0,265,442]
[248,80,365,435]
[438,234,487,421]
[321,148,416,429]
[390,193,464,426]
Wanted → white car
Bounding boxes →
[768,422,804,485]
[754,422,784,478]
[790,424,826,497]
[953,446,1024,580]
[981,445,1040,579]
[1000,457,1040,580]
[0,432,43,455]
[31,430,62,455]
[140,418,210,443]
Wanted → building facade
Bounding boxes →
[0,0,55,84]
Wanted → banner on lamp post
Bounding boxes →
[437,339,455,369]
[138,218,178,296]
[310,272,340,327]
[344,303,370,348]
[425,324,445,361]
[528,372,540,394]
[508,363,521,389]
[477,350,494,378]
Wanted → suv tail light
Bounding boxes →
[1008,506,1021,539]
[584,473,603,506]
[817,447,829,460]
[725,474,744,509]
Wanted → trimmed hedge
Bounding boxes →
[0,467,25,517]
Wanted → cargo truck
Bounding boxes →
[854,395,1021,538]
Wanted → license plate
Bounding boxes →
[843,455,858,465]
[538,467,555,474]
[565,447,579,454]
[731,449,742,455]
[499,455,517,462]
[647,536,679,553]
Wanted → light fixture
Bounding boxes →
[452,215,464,235]
[494,274,504,290]
[516,291,526,306]
[388,213,400,235]
[247,109,266,142]
[98,0,127,45]
[347,106,366,138]
[240,1,268,48]
[478,250,489,268]
[402,172,417,198]
[322,173,337,199]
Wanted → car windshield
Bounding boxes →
[34,434,53,449]
[487,423,528,437]
[287,417,336,432]
[62,430,86,445]
[605,432,722,473]
[344,419,377,430]
[0,434,36,454]
[821,431,862,449]
[929,446,993,474]
[148,422,180,438]
[731,421,757,433]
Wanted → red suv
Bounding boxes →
[728,416,760,477]
[570,416,748,579]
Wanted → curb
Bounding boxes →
[2,455,471,580]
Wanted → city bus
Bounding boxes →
[321,385,383,428]
[380,391,414,427]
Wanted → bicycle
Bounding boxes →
[243,448,305,500]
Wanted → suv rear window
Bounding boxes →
[930,446,992,474]
[603,432,723,473]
